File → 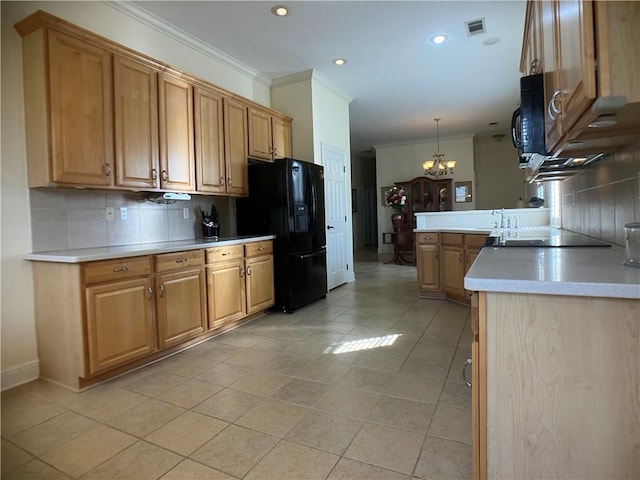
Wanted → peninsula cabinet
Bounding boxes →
[248,106,292,162]
[416,233,443,298]
[440,233,465,302]
[154,251,206,348]
[471,291,639,479]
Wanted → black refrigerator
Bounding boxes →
[236,158,327,313]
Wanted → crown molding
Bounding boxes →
[272,69,353,104]
[374,133,476,150]
[103,1,271,87]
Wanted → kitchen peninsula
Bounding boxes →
[462,226,640,478]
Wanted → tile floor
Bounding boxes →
[1,250,473,479]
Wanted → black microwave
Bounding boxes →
[511,73,548,166]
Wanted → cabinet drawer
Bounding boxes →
[84,256,151,284]
[464,234,488,248]
[245,240,273,257]
[441,233,463,246]
[206,244,244,263]
[417,233,439,245]
[155,250,204,273]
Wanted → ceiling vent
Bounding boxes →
[465,18,486,36]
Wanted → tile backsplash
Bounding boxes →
[561,143,640,247]
[29,189,234,252]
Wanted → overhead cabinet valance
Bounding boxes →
[15,10,292,195]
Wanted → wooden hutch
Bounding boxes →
[396,176,453,230]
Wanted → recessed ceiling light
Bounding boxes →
[482,37,501,46]
[271,5,289,17]
[430,34,448,45]
[333,58,346,66]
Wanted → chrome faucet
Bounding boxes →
[492,208,506,229]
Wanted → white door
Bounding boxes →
[322,144,348,290]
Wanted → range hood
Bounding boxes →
[520,152,604,183]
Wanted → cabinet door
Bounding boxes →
[541,0,563,150]
[114,56,159,188]
[521,0,543,75]
[158,73,195,191]
[85,278,155,374]
[246,255,275,315]
[555,0,596,132]
[417,243,440,291]
[206,260,246,330]
[470,292,486,480]
[48,30,113,186]
[272,115,292,160]
[194,86,225,194]
[156,268,206,348]
[247,107,273,161]
[223,98,249,196]
[441,245,465,299]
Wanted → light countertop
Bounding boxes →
[465,245,640,299]
[24,235,276,263]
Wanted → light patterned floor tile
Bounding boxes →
[1,439,34,475]
[235,400,308,438]
[327,457,410,480]
[157,379,223,408]
[40,425,136,478]
[145,411,228,456]
[271,377,332,407]
[193,388,265,422]
[285,410,363,455]
[428,405,472,444]
[193,362,252,387]
[244,440,339,480]
[82,440,181,479]
[414,435,472,479]
[119,372,188,398]
[190,425,278,478]
[315,385,381,420]
[229,371,291,396]
[106,399,184,438]
[0,459,70,480]
[367,395,436,433]
[344,423,424,475]
[160,459,238,480]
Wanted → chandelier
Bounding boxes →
[422,118,456,178]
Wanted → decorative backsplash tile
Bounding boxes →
[29,190,233,252]
[562,144,640,247]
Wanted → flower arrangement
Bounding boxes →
[385,186,406,213]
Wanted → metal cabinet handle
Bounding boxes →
[327,225,335,230]
[221,252,230,256]
[104,163,112,176]
[240,267,245,278]
[548,90,562,120]
[220,176,225,186]
[247,265,252,275]
[151,169,157,180]
[257,247,264,251]
[158,285,165,297]
[161,170,168,181]
[175,258,187,264]
[147,287,153,300]
[463,358,472,388]
[530,58,540,74]
[113,266,128,272]
[435,250,439,260]
[227,177,232,187]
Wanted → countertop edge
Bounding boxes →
[24,235,276,263]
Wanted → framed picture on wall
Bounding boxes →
[455,181,473,203]
[381,186,393,206]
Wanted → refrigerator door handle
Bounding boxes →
[298,251,324,260]
[309,170,317,230]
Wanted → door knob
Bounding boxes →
[327,225,335,229]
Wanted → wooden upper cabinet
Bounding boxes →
[272,114,292,160]
[224,98,249,196]
[520,0,542,76]
[113,56,159,189]
[194,86,225,194]
[554,0,596,133]
[47,30,114,186]
[248,106,292,162]
[540,0,563,151]
[248,107,273,161]
[158,72,195,192]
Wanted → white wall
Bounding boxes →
[474,136,528,209]
[0,1,271,390]
[375,135,475,252]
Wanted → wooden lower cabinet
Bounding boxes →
[246,252,275,315]
[85,277,156,374]
[155,268,206,348]
[206,259,246,329]
[416,233,443,297]
[30,241,274,391]
[206,240,274,329]
[472,291,639,479]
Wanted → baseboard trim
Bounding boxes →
[1,360,40,392]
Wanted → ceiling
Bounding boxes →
[128,1,527,158]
